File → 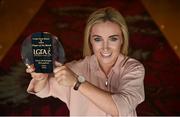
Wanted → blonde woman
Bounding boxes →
[27,7,145,116]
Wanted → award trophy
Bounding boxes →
[21,32,65,73]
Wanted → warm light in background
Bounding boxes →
[142,0,180,58]
[0,0,45,61]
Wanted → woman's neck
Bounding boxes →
[98,55,121,75]
[99,63,113,76]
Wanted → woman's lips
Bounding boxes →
[100,51,112,57]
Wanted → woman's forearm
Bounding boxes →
[79,81,119,116]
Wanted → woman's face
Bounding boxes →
[90,21,123,67]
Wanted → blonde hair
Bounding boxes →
[83,7,129,57]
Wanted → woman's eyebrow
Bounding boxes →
[91,35,101,37]
[109,35,119,38]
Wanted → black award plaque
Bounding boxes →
[21,32,65,73]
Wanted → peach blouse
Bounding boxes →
[27,54,145,116]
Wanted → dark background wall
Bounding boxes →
[0,0,180,115]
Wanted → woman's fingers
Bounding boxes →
[54,61,63,67]
[54,65,68,84]
[31,72,44,78]
[54,67,66,81]
[25,64,48,81]
[31,72,48,80]
[26,68,34,73]
[26,64,35,73]
[53,65,77,87]
[53,65,66,73]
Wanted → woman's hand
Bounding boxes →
[26,64,49,81]
[53,61,77,87]
[26,64,49,92]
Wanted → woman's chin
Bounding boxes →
[99,58,114,64]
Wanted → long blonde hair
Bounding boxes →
[83,7,129,57]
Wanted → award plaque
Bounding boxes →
[21,32,65,73]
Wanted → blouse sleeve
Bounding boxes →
[27,78,71,108]
[111,61,145,116]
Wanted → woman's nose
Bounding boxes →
[103,41,109,51]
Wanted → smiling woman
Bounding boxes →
[26,7,145,116]
[90,21,123,74]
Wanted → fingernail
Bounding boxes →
[26,64,31,68]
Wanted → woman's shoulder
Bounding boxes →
[126,57,143,65]
[122,56,145,72]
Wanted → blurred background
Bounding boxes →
[0,0,180,115]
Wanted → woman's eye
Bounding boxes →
[94,38,101,42]
[110,37,118,41]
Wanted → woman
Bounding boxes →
[27,7,145,116]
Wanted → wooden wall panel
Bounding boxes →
[142,0,180,58]
[0,0,45,61]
